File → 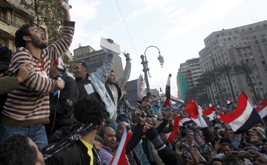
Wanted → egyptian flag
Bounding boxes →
[185,100,214,142]
[219,92,261,134]
[256,98,267,118]
[217,112,224,119]
[163,74,172,107]
[179,117,194,126]
[209,102,212,107]
[166,116,180,143]
[227,98,233,105]
[203,105,215,121]
[109,128,132,165]
[170,95,185,104]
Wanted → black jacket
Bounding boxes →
[44,125,103,165]
[47,72,79,134]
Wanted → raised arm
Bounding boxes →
[90,39,115,83]
[45,0,75,63]
[116,52,131,88]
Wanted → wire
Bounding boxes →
[50,97,59,136]
[115,0,140,61]
[246,0,254,22]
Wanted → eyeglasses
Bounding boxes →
[74,66,84,70]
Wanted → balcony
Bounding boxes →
[0,15,20,28]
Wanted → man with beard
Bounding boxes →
[0,0,74,151]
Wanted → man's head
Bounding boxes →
[220,142,233,156]
[186,130,194,141]
[50,57,65,78]
[0,134,45,165]
[145,117,153,125]
[98,126,116,148]
[15,24,47,49]
[151,117,157,127]
[74,62,87,79]
[142,96,150,106]
[253,154,267,165]
[117,122,128,140]
[183,151,194,165]
[106,70,116,84]
[73,98,105,129]
[251,135,263,146]
[211,158,223,165]
[93,135,103,152]
[191,123,196,130]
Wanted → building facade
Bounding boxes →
[0,0,47,51]
[199,20,267,104]
[72,45,123,78]
[177,58,202,100]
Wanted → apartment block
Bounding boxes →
[177,58,202,100]
[0,0,47,51]
[199,20,267,103]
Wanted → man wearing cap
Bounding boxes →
[46,57,79,136]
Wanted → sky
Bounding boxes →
[68,0,267,97]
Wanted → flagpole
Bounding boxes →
[248,97,267,128]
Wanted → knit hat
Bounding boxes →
[53,57,65,72]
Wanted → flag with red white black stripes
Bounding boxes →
[219,92,261,134]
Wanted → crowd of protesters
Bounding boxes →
[0,1,267,165]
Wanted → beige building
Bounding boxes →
[0,0,47,51]
[199,20,267,103]
[72,45,123,78]
[179,58,202,88]
[177,58,202,100]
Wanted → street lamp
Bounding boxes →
[140,45,164,93]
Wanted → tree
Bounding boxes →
[202,69,223,106]
[234,61,258,103]
[26,0,70,45]
[217,62,237,103]
[61,53,71,66]
[196,75,215,105]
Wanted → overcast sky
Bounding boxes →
[68,0,267,98]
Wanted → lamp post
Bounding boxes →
[140,45,164,93]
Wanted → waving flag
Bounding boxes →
[219,92,261,134]
[185,100,214,142]
[163,74,172,107]
[185,100,207,127]
[109,128,132,165]
[203,105,215,121]
[137,74,146,101]
[256,98,267,118]
[227,98,233,105]
[170,95,185,104]
[179,117,194,126]
[166,116,180,143]
[209,102,212,107]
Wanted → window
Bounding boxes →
[256,26,260,29]
[235,30,238,33]
[249,27,252,31]
[242,29,245,32]
[259,82,262,85]
[228,37,231,40]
